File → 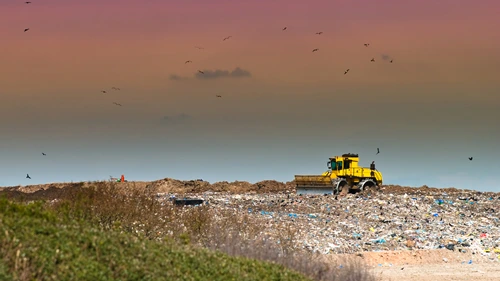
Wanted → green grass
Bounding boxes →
[0,197,312,281]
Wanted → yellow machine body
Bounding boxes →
[294,153,383,195]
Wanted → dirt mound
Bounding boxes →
[379,184,487,196]
[8,182,86,194]
[0,183,85,201]
[145,178,293,194]
[2,178,496,197]
[0,178,296,199]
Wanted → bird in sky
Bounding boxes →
[112,102,122,106]
[468,157,473,161]
[376,148,380,155]
[316,32,323,35]
[364,43,370,47]
[344,69,350,75]
[111,87,120,90]
[185,60,192,64]
[26,174,31,179]
[42,152,46,156]
[282,27,287,31]
[371,58,375,62]
[24,28,30,32]
[25,1,32,3]
[216,95,222,98]
[223,36,232,41]
[390,59,393,63]
[198,70,204,74]
[101,90,107,94]
[312,48,319,52]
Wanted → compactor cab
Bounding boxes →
[327,154,364,170]
[294,153,383,195]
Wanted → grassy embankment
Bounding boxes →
[0,182,374,281]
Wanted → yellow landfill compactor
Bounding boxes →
[294,153,383,195]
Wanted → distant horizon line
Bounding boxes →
[0,177,491,192]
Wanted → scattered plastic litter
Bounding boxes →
[156,187,500,256]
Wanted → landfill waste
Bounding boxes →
[155,185,499,259]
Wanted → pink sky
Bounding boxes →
[1,0,499,106]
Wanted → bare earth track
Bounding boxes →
[334,250,500,281]
[1,178,499,281]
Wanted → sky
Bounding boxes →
[1,0,499,191]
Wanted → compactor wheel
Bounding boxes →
[334,179,349,195]
[359,179,377,193]
[340,184,351,196]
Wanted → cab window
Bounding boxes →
[337,161,342,170]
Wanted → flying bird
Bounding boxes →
[198,70,204,74]
[315,32,323,35]
[26,174,31,179]
[282,27,287,31]
[24,28,30,32]
[468,157,473,161]
[112,102,122,106]
[223,36,232,41]
[101,90,107,93]
[185,60,192,64]
[390,59,393,63]
[111,87,120,90]
[42,152,46,156]
[25,1,31,3]
[344,69,350,75]
[312,48,319,52]
[364,43,370,47]
[376,148,380,155]
[371,58,375,62]
[216,95,222,98]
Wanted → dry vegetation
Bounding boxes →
[1,181,375,281]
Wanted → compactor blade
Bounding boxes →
[294,175,334,195]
